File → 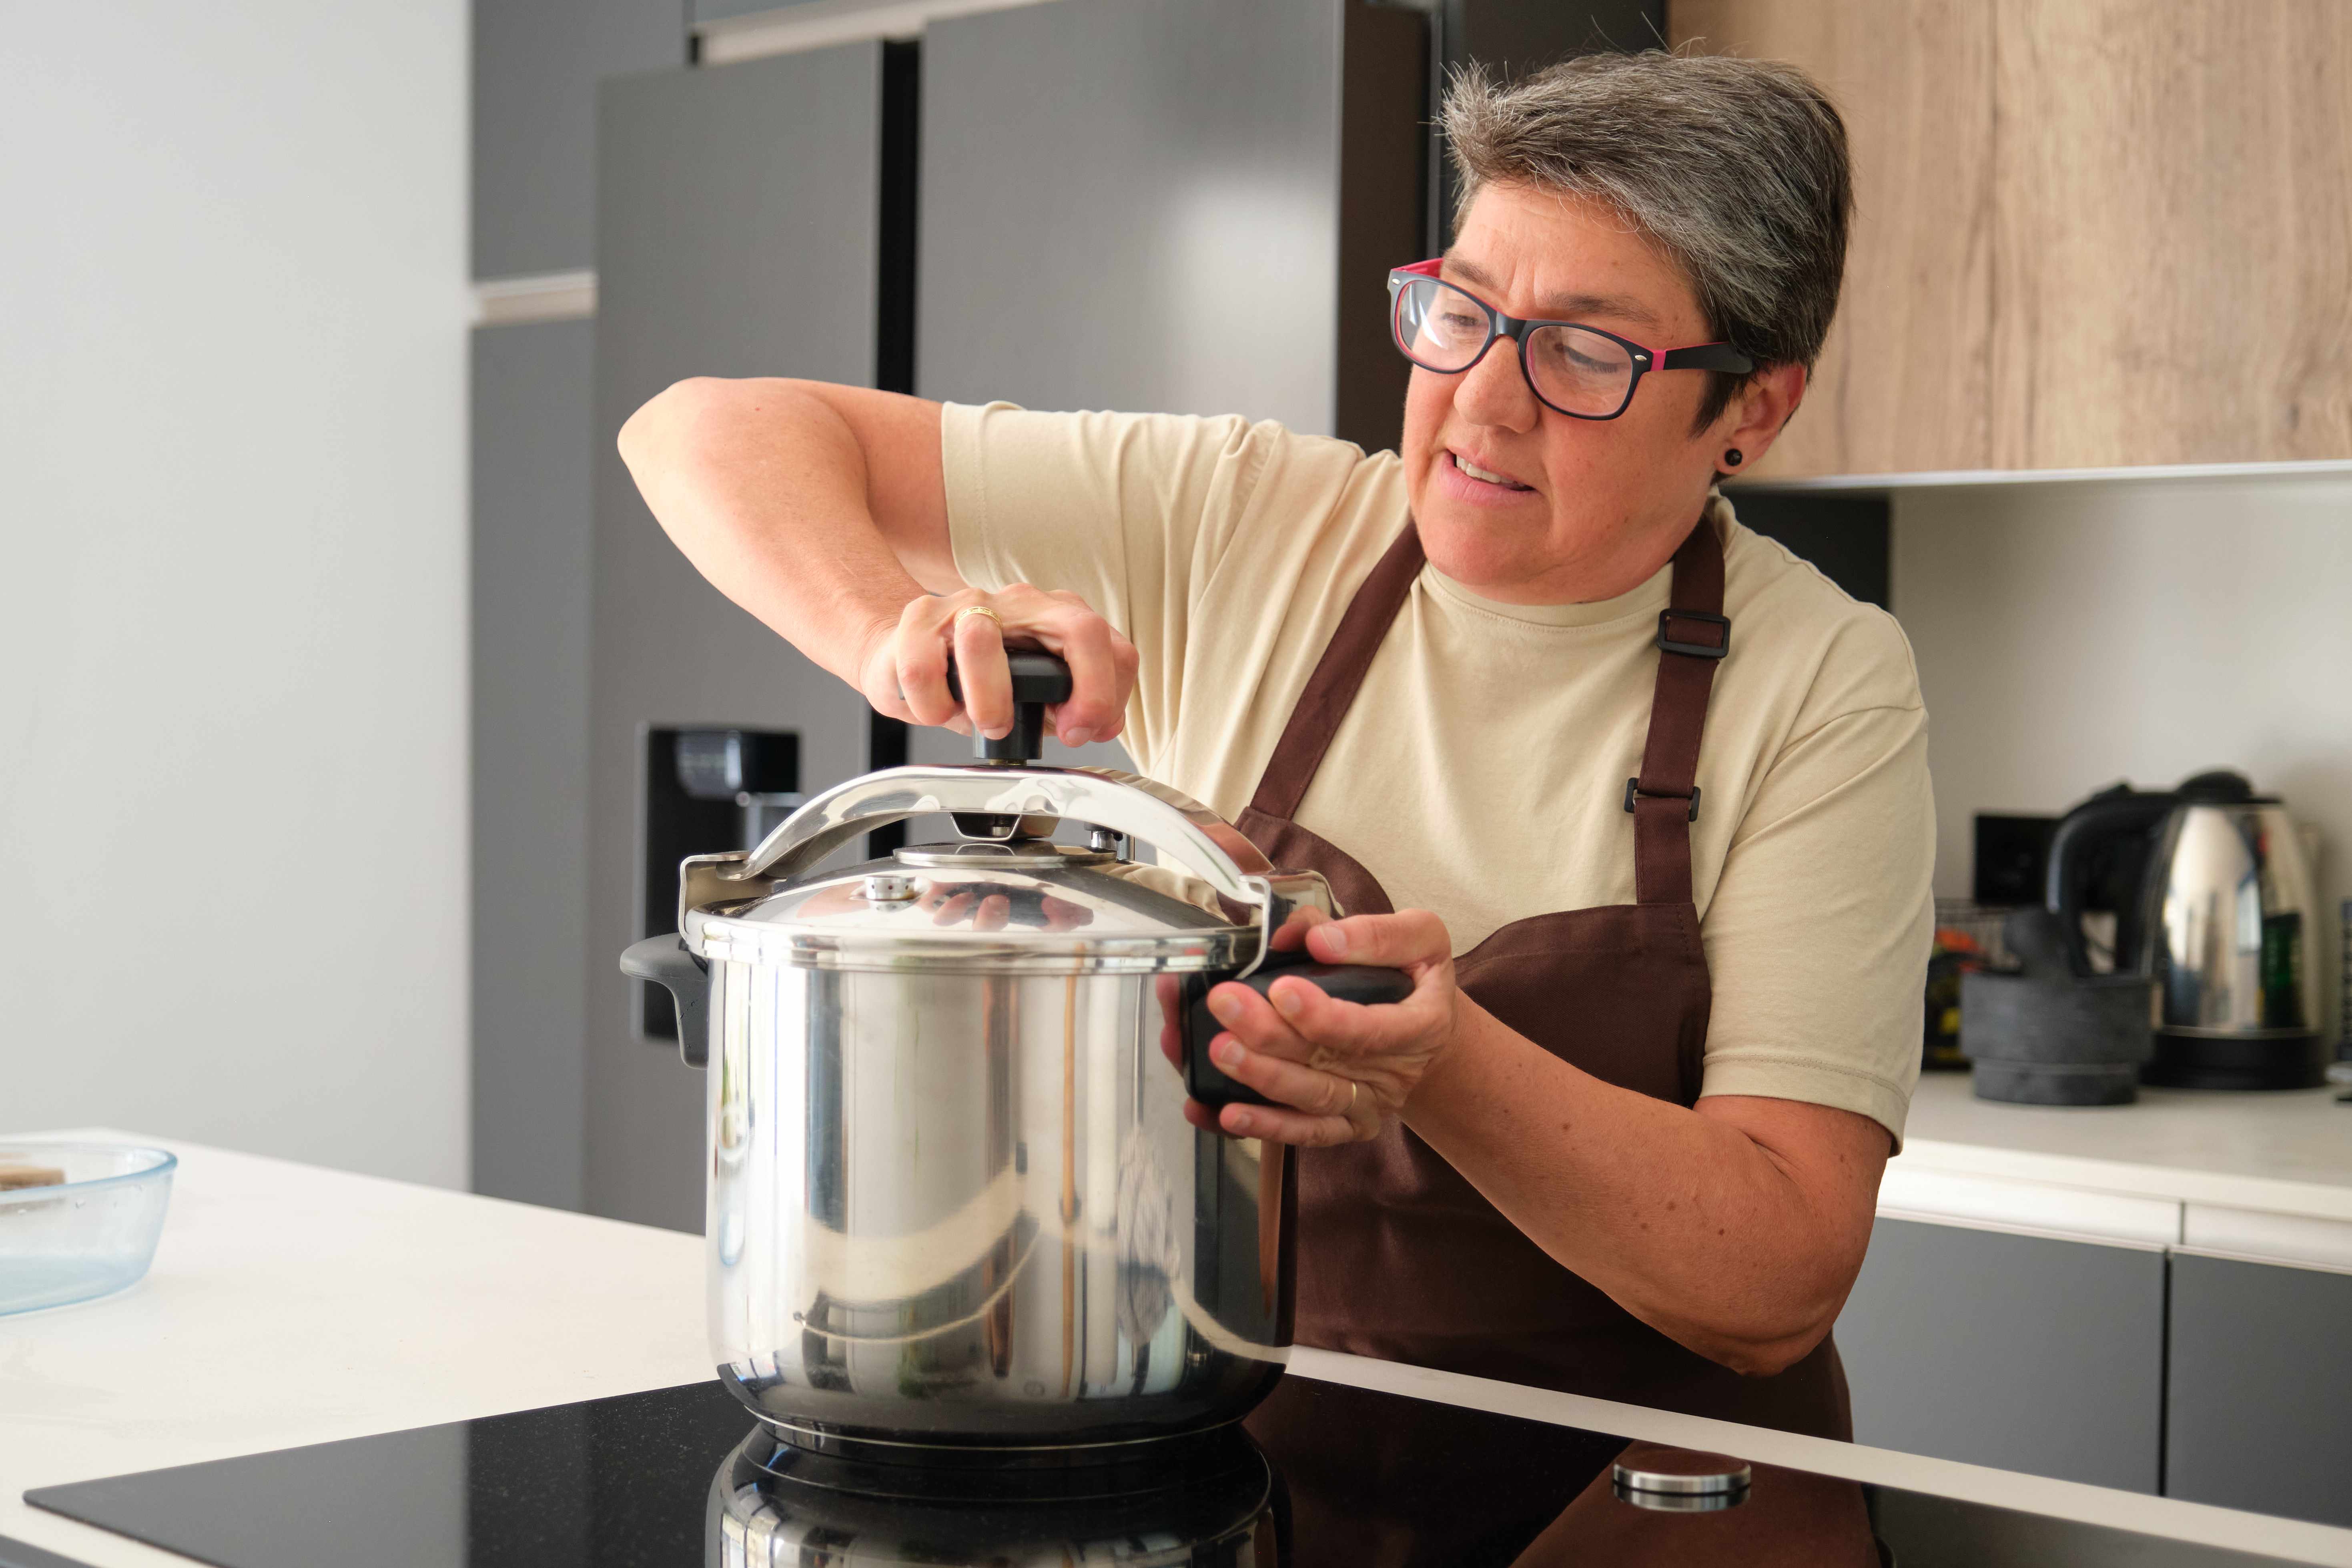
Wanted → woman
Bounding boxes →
[619,52,1932,1439]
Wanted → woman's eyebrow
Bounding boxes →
[1443,255,1663,329]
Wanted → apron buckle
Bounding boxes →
[1624,777,1702,822]
[1657,608,1730,660]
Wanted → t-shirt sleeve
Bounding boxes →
[939,400,1337,769]
[1697,614,1934,1149]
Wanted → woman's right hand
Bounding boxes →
[856,583,1138,746]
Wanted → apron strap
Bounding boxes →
[1246,523,1427,822]
[1630,514,1729,906]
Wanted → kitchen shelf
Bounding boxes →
[1730,458,2352,495]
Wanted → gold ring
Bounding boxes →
[954,605,1003,631]
[1347,1081,1360,1113]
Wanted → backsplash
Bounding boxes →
[1893,469,2352,1049]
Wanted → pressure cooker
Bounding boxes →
[622,653,1408,1459]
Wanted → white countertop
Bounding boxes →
[1881,1073,2352,1265]
[5,1127,2350,1567]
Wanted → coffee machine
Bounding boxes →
[2045,770,2327,1089]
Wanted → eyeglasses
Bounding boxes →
[1387,259,1755,421]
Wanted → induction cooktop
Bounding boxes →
[22,1375,2292,1567]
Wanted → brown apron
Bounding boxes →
[1236,516,1851,1439]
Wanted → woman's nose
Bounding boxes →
[1453,335,1540,433]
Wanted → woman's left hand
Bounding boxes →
[1184,910,1461,1146]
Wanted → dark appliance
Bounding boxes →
[1973,812,2060,908]
[636,726,798,1040]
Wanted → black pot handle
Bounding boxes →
[621,935,711,1068]
[1181,952,1414,1110]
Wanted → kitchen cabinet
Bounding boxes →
[1667,0,2352,477]
[470,318,595,1213]
[588,45,892,1231]
[2166,1251,2352,1529]
[473,0,684,279]
[1833,1217,2166,1493]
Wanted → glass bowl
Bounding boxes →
[0,1143,177,1315]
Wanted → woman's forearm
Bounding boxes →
[1402,1004,1879,1374]
[616,377,940,685]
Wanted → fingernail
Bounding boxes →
[1317,925,1348,958]
[1213,1037,1244,1067]
[1228,1111,1255,1136]
[1272,984,1303,1019]
[1206,990,1240,1024]
[1064,726,1093,746]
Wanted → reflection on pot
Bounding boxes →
[704,1426,1284,1566]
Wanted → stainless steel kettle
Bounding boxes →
[622,652,1409,1459]
[2045,770,2326,1089]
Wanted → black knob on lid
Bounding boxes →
[944,650,1073,763]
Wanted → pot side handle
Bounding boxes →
[621,935,711,1069]
[1181,955,1416,1110]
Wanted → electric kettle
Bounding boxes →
[621,652,1410,1460]
[2045,770,2326,1089]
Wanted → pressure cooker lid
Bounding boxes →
[701,837,1260,973]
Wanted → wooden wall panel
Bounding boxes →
[1674,0,2352,475]
[1670,0,1996,478]
[1988,0,2352,469]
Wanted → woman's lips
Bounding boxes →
[1434,449,1540,507]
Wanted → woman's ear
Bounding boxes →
[1716,362,1808,473]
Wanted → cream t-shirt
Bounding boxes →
[942,402,1933,1144]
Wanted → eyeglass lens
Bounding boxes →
[1392,276,1636,417]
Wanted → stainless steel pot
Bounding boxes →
[624,654,1407,1456]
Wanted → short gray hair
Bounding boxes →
[1441,51,1850,427]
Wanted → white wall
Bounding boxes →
[0,4,470,1184]
[1895,472,2352,1047]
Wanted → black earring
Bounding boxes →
[1722,448,1743,469]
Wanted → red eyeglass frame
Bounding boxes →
[1388,259,1756,421]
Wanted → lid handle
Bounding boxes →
[944,650,1073,763]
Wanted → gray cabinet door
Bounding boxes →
[473,0,684,279]
[1834,1218,2167,1492]
[471,318,595,1212]
[2166,1251,2352,1528]
[589,47,886,1231]
[918,0,1421,446]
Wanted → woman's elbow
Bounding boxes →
[1716,1316,1836,1379]
[1688,1272,1853,1377]
[619,374,820,468]
[619,375,742,467]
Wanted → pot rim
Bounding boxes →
[694,916,1252,974]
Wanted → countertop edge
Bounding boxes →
[1897,1137,2352,1224]
[1289,1349,2352,1566]
[1878,1079,2352,1263]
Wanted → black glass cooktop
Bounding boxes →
[24,1376,2289,1568]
